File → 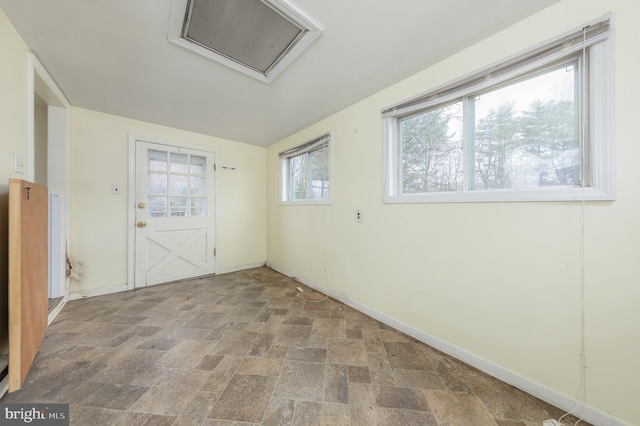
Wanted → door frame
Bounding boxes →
[27,54,70,312]
[127,134,220,290]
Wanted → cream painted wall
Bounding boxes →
[0,10,31,355]
[267,1,639,424]
[69,107,266,293]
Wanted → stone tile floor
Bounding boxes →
[2,267,587,425]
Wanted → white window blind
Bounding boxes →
[279,133,330,159]
[383,14,610,119]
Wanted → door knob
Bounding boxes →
[136,221,147,228]
[137,202,147,209]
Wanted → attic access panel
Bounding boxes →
[168,0,322,83]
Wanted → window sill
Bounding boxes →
[280,199,332,206]
[384,187,615,204]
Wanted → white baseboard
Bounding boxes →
[266,262,628,426]
[47,296,68,325]
[70,263,267,301]
[217,262,267,275]
[69,284,129,301]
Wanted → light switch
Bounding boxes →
[14,152,25,174]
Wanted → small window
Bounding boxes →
[280,133,331,203]
[383,16,614,203]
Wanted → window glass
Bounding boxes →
[170,153,189,173]
[191,197,207,216]
[280,134,331,203]
[400,102,463,193]
[148,196,167,217]
[190,155,206,175]
[289,153,308,201]
[148,173,168,194]
[149,150,167,171]
[146,150,209,217]
[472,64,578,190]
[383,18,613,203]
[310,145,330,199]
[170,197,188,217]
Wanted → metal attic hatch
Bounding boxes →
[168,0,323,83]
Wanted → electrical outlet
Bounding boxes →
[355,209,363,222]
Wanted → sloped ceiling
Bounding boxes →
[0,0,560,146]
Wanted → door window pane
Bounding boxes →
[149,150,168,171]
[170,175,188,195]
[148,173,168,194]
[148,196,167,217]
[170,197,188,216]
[147,149,209,218]
[190,156,206,175]
[170,153,189,173]
[191,197,207,216]
[190,176,206,196]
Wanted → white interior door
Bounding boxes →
[134,141,216,288]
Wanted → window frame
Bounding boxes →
[280,133,332,205]
[383,15,614,204]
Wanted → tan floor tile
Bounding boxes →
[262,398,295,426]
[375,385,429,411]
[201,356,243,392]
[308,334,329,349]
[292,401,323,426]
[81,383,149,410]
[141,414,176,425]
[237,357,283,376]
[348,365,372,384]
[327,338,368,366]
[377,407,439,425]
[274,360,326,401]
[322,402,350,426]
[287,347,327,362]
[348,383,378,426]
[324,364,348,403]
[129,369,208,415]
[313,318,347,338]
[155,339,216,369]
[10,268,579,426]
[272,324,313,347]
[184,312,226,329]
[211,331,258,356]
[425,390,497,425]
[383,341,432,370]
[195,354,224,371]
[463,370,564,422]
[208,375,276,423]
[110,411,150,426]
[69,406,125,426]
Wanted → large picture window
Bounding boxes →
[280,133,330,203]
[383,16,613,203]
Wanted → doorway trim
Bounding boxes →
[27,53,70,315]
[127,134,220,290]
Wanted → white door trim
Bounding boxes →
[127,134,220,290]
[27,53,71,302]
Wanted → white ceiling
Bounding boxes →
[0,0,560,147]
